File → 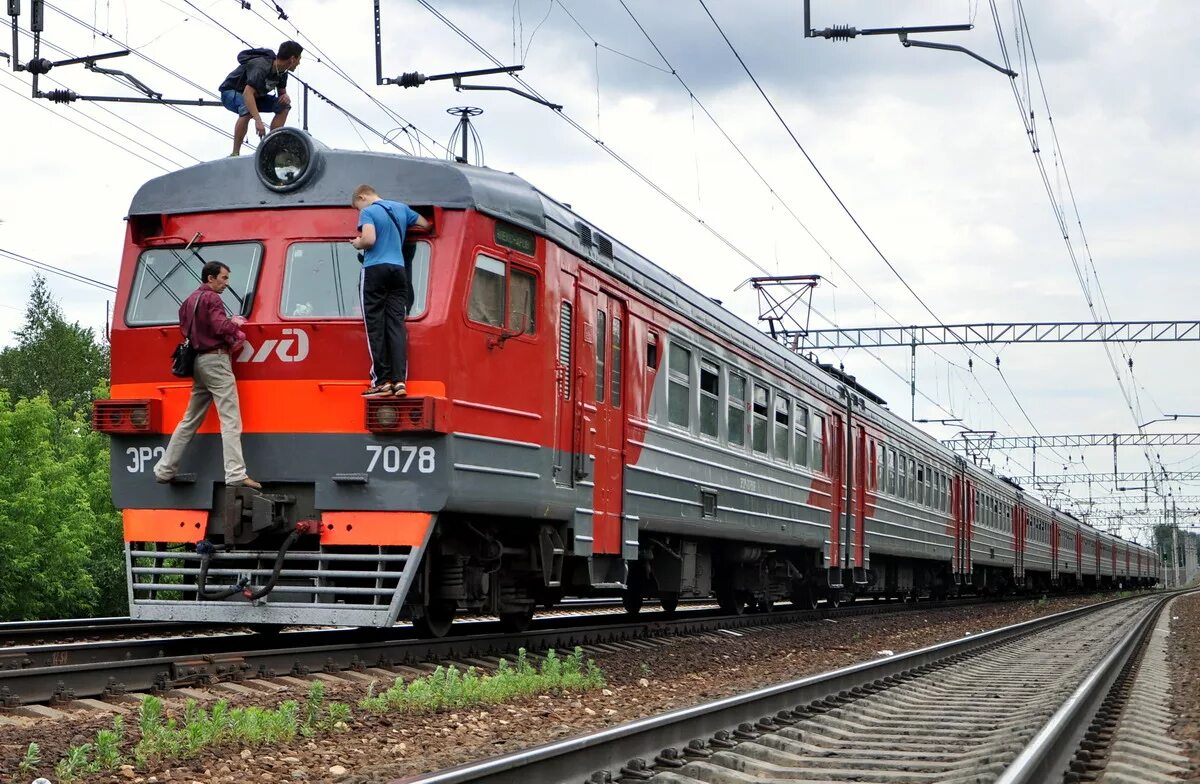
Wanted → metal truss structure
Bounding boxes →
[945,433,1200,450]
[1009,471,1200,485]
[792,321,1200,350]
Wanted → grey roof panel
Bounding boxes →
[128,148,547,230]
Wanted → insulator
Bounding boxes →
[821,24,858,41]
[397,71,426,88]
[25,56,53,75]
[44,88,78,103]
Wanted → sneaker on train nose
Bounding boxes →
[231,477,262,490]
[392,382,406,397]
[362,382,394,397]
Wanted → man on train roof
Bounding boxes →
[219,40,303,157]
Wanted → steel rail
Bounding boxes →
[0,617,210,647]
[994,591,1181,783]
[390,593,1160,784]
[0,594,998,706]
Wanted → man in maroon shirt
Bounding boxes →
[154,261,261,490]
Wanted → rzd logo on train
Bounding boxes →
[236,327,310,363]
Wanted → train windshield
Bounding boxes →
[280,240,431,319]
[125,243,262,325]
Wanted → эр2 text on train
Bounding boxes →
[93,129,1158,637]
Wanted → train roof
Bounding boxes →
[128,133,886,413]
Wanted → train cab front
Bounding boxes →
[100,129,456,628]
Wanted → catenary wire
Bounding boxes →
[0,71,171,172]
[0,247,118,292]
[414,1,1047,480]
[239,0,448,156]
[692,0,1070,469]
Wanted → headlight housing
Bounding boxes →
[255,127,324,193]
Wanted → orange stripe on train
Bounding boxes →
[110,380,447,434]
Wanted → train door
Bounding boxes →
[951,460,973,586]
[1050,515,1060,586]
[852,425,868,581]
[1075,526,1084,583]
[828,412,845,588]
[591,291,626,558]
[1013,504,1025,586]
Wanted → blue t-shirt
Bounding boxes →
[358,200,421,268]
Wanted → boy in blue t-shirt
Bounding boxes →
[350,184,431,397]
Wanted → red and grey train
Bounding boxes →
[95,128,1159,635]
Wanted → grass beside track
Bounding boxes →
[20,647,604,783]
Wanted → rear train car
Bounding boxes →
[97,130,1157,635]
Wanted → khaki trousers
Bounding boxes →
[154,352,248,484]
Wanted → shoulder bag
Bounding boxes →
[170,294,204,378]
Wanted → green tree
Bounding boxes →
[0,276,125,619]
[0,393,116,618]
[0,273,110,413]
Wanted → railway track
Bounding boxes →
[0,594,997,708]
[0,597,709,648]
[392,591,1187,784]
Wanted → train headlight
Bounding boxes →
[92,400,160,434]
[255,127,324,193]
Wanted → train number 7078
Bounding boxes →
[365,445,436,474]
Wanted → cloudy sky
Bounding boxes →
[1,1,1197,542]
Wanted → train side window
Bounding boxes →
[897,452,907,499]
[667,342,691,428]
[467,255,505,326]
[794,403,809,467]
[127,242,262,325]
[811,412,825,472]
[941,474,948,511]
[878,439,888,489]
[467,255,535,333]
[595,310,607,402]
[751,384,769,455]
[699,359,720,438]
[773,394,790,462]
[908,457,917,502]
[647,332,659,368]
[887,448,896,495]
[916,464,926,506]
[727,372,747,447]
[510,268,536,334]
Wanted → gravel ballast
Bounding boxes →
[0,593,1134,783]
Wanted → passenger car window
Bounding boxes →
[752,384,769,455]
[727,372,746,447]
[281,241,431,319]
[699,360,719,438]
[667,343,691,428]
[126,243,261,325]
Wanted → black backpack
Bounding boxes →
[220,47,276,93]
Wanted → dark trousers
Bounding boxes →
[361,263,411,385]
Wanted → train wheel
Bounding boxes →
[790,586,819,610]
[718,589,746,615]
[499,607,535,633]
[412,600,455,638]
[658,592,679,617]
[622,591,644,615]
